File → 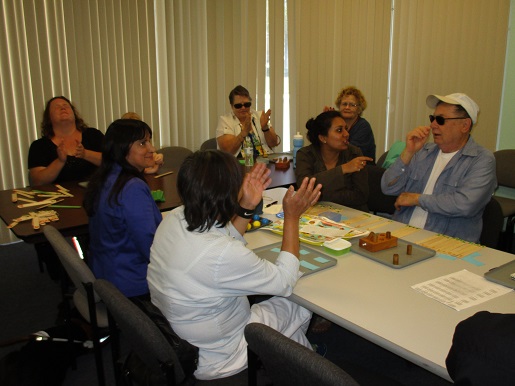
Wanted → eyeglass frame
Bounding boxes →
[429,115,469,125]
[233,102,252,109]
[340,102,358,108]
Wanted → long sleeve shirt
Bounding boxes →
[147,206,301,379]
[295,144,369,211]
[381,136,496,242]
[88,165,162,297]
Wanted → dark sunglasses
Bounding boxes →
[233,102,252,109]
[429,115,468,125]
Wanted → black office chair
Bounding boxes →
[376,151,388,169]
[94,279,186,386]
[366,165,397,216]
[200,138,217,151]
[43,225,108,386]
[159,146,193,171]
[480,197,504,249]
[493,149,515,251]
[245,323,359,386]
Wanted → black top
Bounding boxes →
[28,127,104,183]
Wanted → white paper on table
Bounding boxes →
[262,187,287,215]
[411,269,513,311]
[263,204,283,215]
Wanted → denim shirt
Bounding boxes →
[381,136,496,242]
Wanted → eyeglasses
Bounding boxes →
[340,102,358,108]
[429,115,468,125]
[233,102,252,109]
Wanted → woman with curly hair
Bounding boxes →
[325,86,376,162]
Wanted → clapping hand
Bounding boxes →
[239,163,272,210]
[74,140,85,159]
[56,140,68,162]
[282,177,322,220]
[260,109,272,129]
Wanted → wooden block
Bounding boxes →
[359,232,398,252]
[393,253,399,265]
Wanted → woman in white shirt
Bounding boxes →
[216,85,280,158]
[147,150,321,380]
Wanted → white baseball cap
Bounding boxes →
[426,93,479,124]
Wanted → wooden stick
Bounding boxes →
[154,171,174,178]
[18,199,57,209]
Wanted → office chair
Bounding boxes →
[200,138,217,151]
[43,225,108,386]
[366,165,397,216]
[493,149,515,251]
[94,279,186,386]
[479,197,504,249]
[244,323,359,386]
[376,151,388,169]
[159,146,193,171]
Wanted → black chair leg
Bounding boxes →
[107,311,122,386]
[506,217,515,252]
[247,347,258,386]
[84,282,106,386]
[59,262,78,370]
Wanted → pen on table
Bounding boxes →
[265,201,278,208]
[154,171,174,179]
[49,205,82,209]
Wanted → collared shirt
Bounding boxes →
[215,110,274,157]
[381,136,497,242]
[147,206,301,380]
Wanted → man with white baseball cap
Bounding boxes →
[381,93,496,243]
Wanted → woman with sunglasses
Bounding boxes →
[324,86,376,163]
[216,85,280,157]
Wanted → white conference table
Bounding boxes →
[245,204,515,381]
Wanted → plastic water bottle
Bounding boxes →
[293,132,304,168]
[244,146,254,174]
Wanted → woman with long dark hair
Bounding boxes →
[84,119,161,299]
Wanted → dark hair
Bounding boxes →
[228,85,252,105]
[41,96,89,137]
[178,150,242,232]
[305,110,344,146]
[83,119,152,216]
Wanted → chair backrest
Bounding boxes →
[200,138,217,151]
[94,279,185,385]
[366,165,397,215]
[244,323,359,386]
[480,197,504,249]
[494,149,515,188]
[43,226,108,326]
[158,146,193,171]
[376,151,388,169]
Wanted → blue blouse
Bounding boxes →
[88,165,162,297]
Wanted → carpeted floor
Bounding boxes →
[0,239,454,385]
